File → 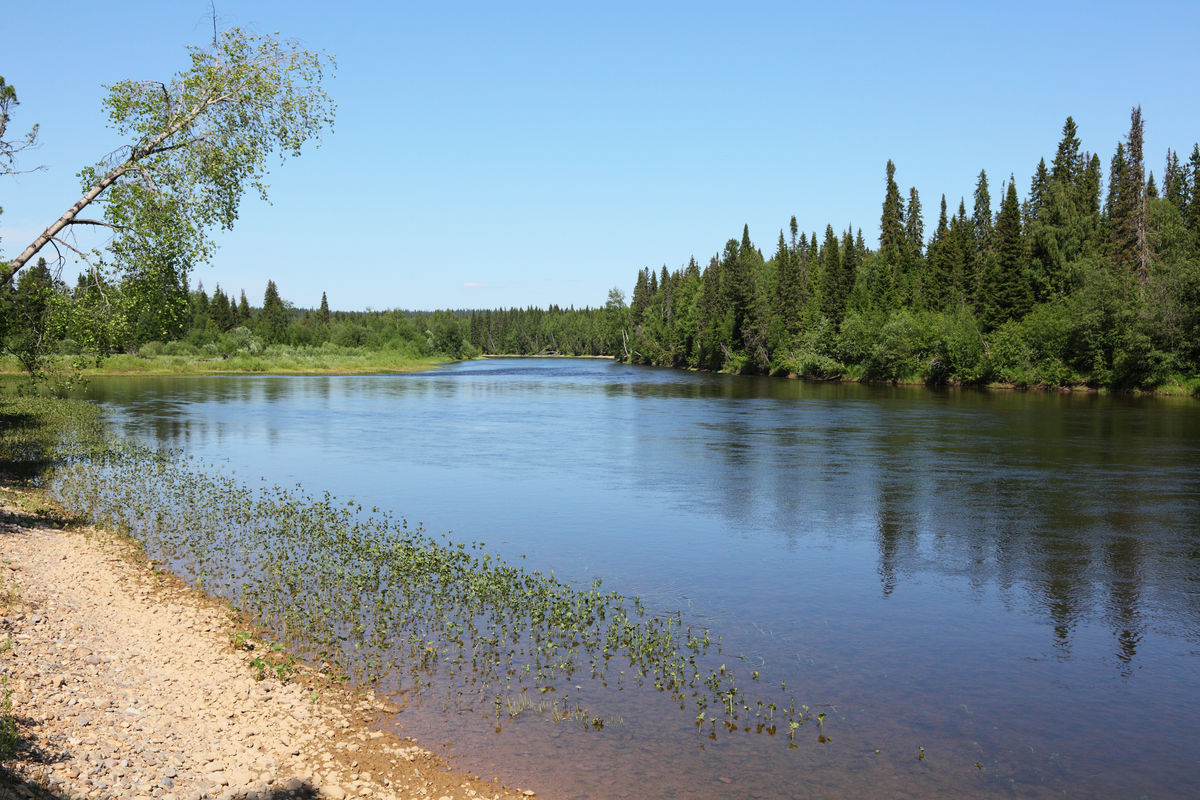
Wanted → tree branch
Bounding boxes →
[3,87,217,286]
[48,236,98,266]
[64,218,122,230]
[142,135,210,158]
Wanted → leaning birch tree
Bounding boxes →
[0,27,335,297]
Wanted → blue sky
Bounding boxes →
[3,1,1198,311]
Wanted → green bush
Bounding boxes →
[836,310,882,367]
[161,340,200,357]
[220,327,263,354]
[860,310,935,382]
[934,308,993,385]
[330,323,368,349]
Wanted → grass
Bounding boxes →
[0,674,16,762]
[0,347,447,377]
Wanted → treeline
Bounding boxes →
[0,261,615,371]
[172,285,615,359]
[8,107,1198,392]
[621,110,1200,391]
[173,281,483,360]
[465,306,615,356]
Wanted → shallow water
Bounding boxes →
[84,359,1200,799]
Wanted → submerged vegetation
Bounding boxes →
[48,442,814,742]
[0,392,818,746]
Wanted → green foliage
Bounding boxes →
[79,28,335,288]
[0,392,105,484]
[257,280,288,344]
[0,27,334,386]
[930,307,992,385]
[858,309,940,383]
[616,112,1200,392]
[48,439,801,743]
[0,75,39,176]
[0,258,66,377]
[0,673,16,762]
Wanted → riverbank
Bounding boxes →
[0,488,536,800]
[0,351,447,378]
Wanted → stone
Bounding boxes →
[227,765,253,786]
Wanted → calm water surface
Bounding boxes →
[84,359,1200,799]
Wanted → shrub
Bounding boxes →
[220,327,263,355]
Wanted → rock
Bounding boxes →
[323,785,347,800]
[204,770,229,786]
[227,765,253,786]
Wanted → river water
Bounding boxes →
[84,358,1200,799]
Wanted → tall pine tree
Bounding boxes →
[981,178,1031,329]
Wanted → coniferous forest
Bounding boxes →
[4,109,1199,392]
[619,110,1200,392]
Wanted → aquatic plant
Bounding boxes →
[45,433,819,745]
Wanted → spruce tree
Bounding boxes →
[1107,142,1127,215]
[719,227,756,350]
[925,195,951,309]
[819,224,844,324]
[1163,148,1186,210]
[1026,158,1049,224]
[319,291,331,325]
[878,161,906,309]
[905,187,924,306]
[1108,107,1150,279]
[774,231,802,341]
[1187,144,1200,234]
[259,280,288,344]
[210,285,233,331]
[1051,117,1083,189]
[849,228,865,305]
[1082,154,1103,234]
[840,228,858,314]
[972,170,993,254]
[1125,106,1149,281]
[237,290,252,325]
[629,268,651,326]
[982,178,1031,329]
[948,200,972,307]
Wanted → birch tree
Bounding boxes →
[0,27,335,295]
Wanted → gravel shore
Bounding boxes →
[0,498,537,800]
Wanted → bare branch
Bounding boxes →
[64,218,122,230]
[142,135,211,158]
[49,236,98,266]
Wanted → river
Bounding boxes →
[83,358,1200,799]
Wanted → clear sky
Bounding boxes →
[3,1,1198,311]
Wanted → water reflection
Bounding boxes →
[78,361,1200,799]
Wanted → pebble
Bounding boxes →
[0,508,532,800]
